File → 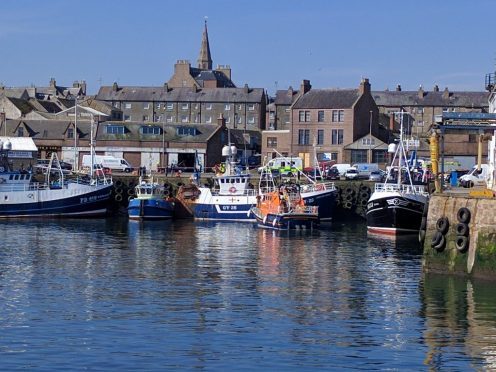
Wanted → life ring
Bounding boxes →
[360,191,370,200]
[343,201,353,209]
[431,231,446,252]
[115,194,123,202]
[115,187,123,195]
[315,184,324,191]
[219,164,226,173]
[127,188,135,196]
[344,187,354,195]
[360,185,371,193]
[455,222,469,237]
[229,186,237,193]
[436,217,449,235]
[457,207,471,224]
[455,236,469,253]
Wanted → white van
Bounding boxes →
[330,163,351,177]
[82,155,134,173]
[459,164,489,188]
[351,163,379,179]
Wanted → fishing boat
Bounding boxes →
[176,144,258,221]
[250,183,319,230]
[127,173,174,220]
[0,138,113,218]
[365,112,429,235]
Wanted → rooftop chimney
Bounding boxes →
[443,87,450,100]
[112,82,118,92]
[396,84,402,91]
[359,78,371,95]
[433,84,439,92]
[300,80,311,94]
[418,85,424,99]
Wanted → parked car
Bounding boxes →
[325,167,341,180]
[344,167,359,180]
[369,170,385,182]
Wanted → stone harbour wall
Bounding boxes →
[422,193,496,280]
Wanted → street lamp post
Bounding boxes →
[369,110,373,163]
[74,96,78,171]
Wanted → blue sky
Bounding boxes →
[0,0,494,95]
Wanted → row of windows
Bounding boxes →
[104,125,197,136]
[118,102,257,111]
[298,110,345,123]
[297,129,344,145]
[124,114,257,125]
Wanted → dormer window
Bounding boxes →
[106,124,125,134]
[140,125,161,135]
[17,127,24,137]
[177,127,197,136]
[67,128,74,139]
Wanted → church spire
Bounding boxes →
[197,19,212,70]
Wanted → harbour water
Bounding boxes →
[1,218,496,370]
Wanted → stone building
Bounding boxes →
[262,78,384,166]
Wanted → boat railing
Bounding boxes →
[0,182,50,192]
[300,181,336,193]
[375,183,428,195]
[212,188,259,197]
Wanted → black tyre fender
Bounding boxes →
[345,194,354,202]
[455,236,469,253]
[431,231,445,251]
[344,187,355,195]
[436,217,449,235]
[457,207,471,224]
[455,222,469,237]
[359,185,370,193]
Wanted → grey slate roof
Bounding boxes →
[191,69,236,88]
[293,89,359,109]
[372,90,489,107]
[96,86,264,103]
[7,119,91,139]
[8,97,34,114]
[275,89,299,105]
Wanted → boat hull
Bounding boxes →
[184,187,335,222]
[128,198,174,220]
[0,183,113,218]
[366,192,426,235]
[301,188,336,222]
[252,209,319,230]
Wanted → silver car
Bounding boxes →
[369,170,384,182]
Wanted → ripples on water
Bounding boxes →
[1,218,495,370]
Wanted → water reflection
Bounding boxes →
[0,218,495,369]
[421,273,496,370]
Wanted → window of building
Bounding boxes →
[332,110,344,122]
[225,104,231,111]
[351,150,367,163]
[124,102,132,109]
[166,103,174,110]
[16,127,24,137]
[206,103,212,110]
[361,138,375,145]
[298,110,311,122]
[124,115,131,121]
[417,120,424,127]
[156,115,162,122]
[236,115,242,124]
[177,127,197,136]
[113,102,120,108]
[67,128,74,139]
[166,115,173,123]
[106,125,125,135]
[317,129,324,145]
[468,134,477,143]
[248,104,255,111]
[181,103,189,110]
[181,115,188,123]
[442,107,449,112]
[330,152,338,161]
[318,111,325,122]
[417,106,424,114]
[331,129,344,144]
[238,104,243,110]
[143,115,149,121]
[156,103,161,109]
[248,116,255,124]
[373,150,386,164]
[206,116,212,124]
[298,129,310,145]
[143,103,150,109]
[226,116,231,124]
[194,103,199,110]
[140,125,161,135]
[267,137,277,147]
